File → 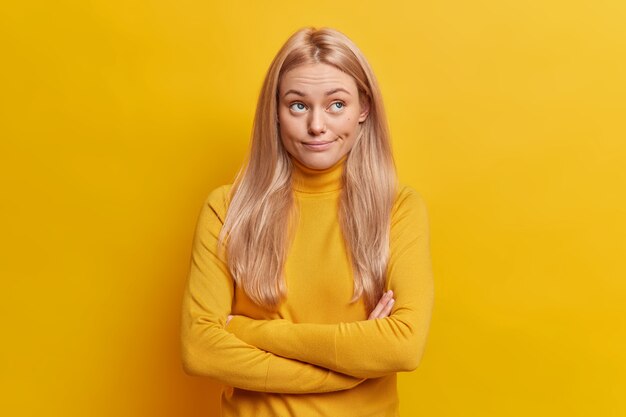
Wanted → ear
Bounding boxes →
[358,97,370,123]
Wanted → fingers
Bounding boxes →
[368,292,387,320]
[380,297,394,318]
[368,290,395,320]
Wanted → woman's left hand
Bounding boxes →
[368,290,395,320]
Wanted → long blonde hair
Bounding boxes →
[217,27,397,313]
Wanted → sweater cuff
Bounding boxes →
[224,315,250,338]
[225,315,280,344]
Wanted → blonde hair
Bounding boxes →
[217,27,397,313]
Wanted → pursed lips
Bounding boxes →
[302,138,338,145]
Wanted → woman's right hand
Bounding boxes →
[368,290,395,320]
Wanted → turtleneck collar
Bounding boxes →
[290,154,346,194]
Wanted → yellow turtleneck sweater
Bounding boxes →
[180,155,434,417]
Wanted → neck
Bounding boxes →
[290,155,347,194]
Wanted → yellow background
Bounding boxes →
[1,0,625,416]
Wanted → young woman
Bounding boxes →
[181,27,434,417]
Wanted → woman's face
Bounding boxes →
[277,63,369,170]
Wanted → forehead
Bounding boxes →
[279,63,358,95]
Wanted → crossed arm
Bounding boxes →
[181,186,368,394]
[181,185,434,390]
[224,186,434,380]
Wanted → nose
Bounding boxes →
[307,108,326,136]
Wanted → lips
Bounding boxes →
[302,139,337,151]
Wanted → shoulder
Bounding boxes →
[201,183,234,224]
[392,183,429,221]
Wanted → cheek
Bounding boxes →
[279,118,298,139]
[335,115,360,137]
[278,124,291,148]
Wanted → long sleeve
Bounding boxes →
[226,186,435,379]
[180,186,366,393]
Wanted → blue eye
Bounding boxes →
[290,102,307,112]
[330,102,345,111]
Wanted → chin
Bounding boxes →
[300,154,342,170]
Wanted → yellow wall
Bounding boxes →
[1,1,625,416]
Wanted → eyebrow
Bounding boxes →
[283,88,351,98]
